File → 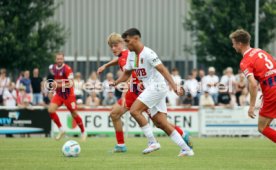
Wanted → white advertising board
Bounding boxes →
[52,108,199,135]
[200,106,260,136]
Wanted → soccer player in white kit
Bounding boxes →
[111,28,194,156]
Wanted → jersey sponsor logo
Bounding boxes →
[135,68,147,77]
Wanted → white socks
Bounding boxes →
[170,130,191,151]
[141,124,157,143]
[59,127,64,132]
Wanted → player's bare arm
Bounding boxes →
[112,70,132,86]
[155,64,184,96]
[97,58,119,75]
[247,75,258,118]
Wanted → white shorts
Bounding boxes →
[138,83,168,117]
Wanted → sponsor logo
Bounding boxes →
[9,111,20,120]
[135,68,147,77]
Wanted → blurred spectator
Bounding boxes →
[184,74,199,105]
[239,88,249,106]
[102,91,117,106]
[181,93,193,108]
[218,84,232,108]
[235,74,247,106]
[167,87,179,106]
[202,67,219,104]
[171,68,182,84]
[3,82,17,107]
[102,72,115,99]
[196,69,205,82]
[74,72,84,103]
[86,71,101,95]
[0,68,10,105]
[220,67,236,106]
[43,65,55,104]
[114,70,123,99]
[31,68,43,105]
[20,70,32,95]
[199,91,215,108]
[17,85,31,108]
[15,71,24,89]
[86,92,100,107]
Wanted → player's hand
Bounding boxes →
[109,81,116,87]
[174,86,185,96]
[97,65,106,75]
[248,106,256,119]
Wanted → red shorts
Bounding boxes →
[117,90,139,109]
[259,101,276,118]
[51,94,77,112]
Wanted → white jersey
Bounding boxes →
[125,46,165,88]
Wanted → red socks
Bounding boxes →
[262,127,276,143]
[50,113,62,128]
[73,115,85,133]
[174,125,184,136]
[116,131,125,144]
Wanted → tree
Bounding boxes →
[0,0,67,74]
[185,0,276,74]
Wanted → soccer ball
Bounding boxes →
[62,140,81,157]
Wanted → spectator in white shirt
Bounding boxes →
[220,67,237,106]
[184,74,199,105]
[202,67,219,104]
[3,82,17,107]
[102,72,115,99]
[86,71,101,95]
[74,72,84,104]
[200,91,215,108]
[0,68,10,105]
[171,68,182,85]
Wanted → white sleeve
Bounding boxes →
[124,53,134,71]
[148,50,162,67]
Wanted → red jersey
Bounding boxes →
[240,48,276,103]
[118,50,141,94]
[52,63,74,98]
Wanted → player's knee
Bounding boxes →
[48,107,55,113]
[110,111,120,120]
[258,125,266,133]
[70,111,77,117]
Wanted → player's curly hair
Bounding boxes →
[229,29,251,44]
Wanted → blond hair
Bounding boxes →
[107,33,124,47]
[229,29,251,45]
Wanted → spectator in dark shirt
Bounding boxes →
[31,68,43,105]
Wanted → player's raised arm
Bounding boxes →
[97,58,119,75]
[247,75,258,118]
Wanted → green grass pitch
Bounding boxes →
[0,137,275,170]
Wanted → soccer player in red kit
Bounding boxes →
[97,33,191,153]
[48,52,86,141]
[230,29,276,143]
